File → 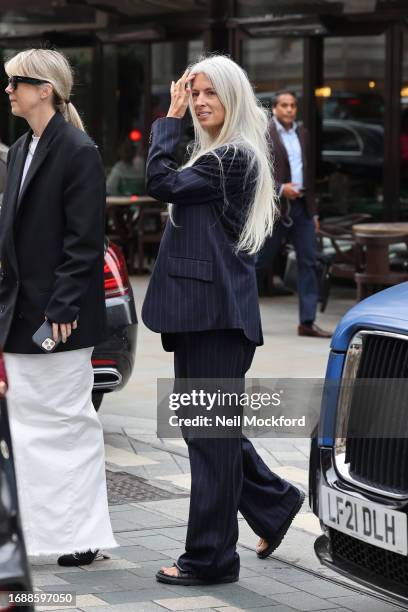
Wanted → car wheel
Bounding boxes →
[92,392,104,411]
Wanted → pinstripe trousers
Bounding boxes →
[167,329,300,580]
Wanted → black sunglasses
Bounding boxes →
[8,75,51,90]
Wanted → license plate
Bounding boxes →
[320,485,407,555]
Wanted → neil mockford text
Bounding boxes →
[167,389,306,428]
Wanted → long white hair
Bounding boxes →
[181,54,277,255]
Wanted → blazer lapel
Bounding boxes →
[270,121,289,165]
[5,134,29,216]
[16,141,49,212]
[16,111,64,213]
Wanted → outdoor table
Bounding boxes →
[352,222,408,299]
[106,195,164,273]
[352,222,408,236]
[352,222,408,274]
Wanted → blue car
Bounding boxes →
[309,283,408,604]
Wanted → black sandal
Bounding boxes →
[57,549,109,567]
[257,489,305,559]
[156,563,238,586]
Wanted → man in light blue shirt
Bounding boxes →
[256,91,331,339]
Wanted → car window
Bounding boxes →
[323,127,361,153]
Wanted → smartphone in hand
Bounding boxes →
[32,320,61,353]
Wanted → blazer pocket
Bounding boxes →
[168,256,213,283]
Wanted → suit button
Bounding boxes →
[0,305,5,314]
[17,312,24,320]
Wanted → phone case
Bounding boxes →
[32,320,61,353]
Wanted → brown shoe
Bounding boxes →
[298,323,332,338]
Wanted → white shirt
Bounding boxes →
[273,117,303,192]
[19,135,40,195]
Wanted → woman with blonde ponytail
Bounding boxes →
[0,48,116,565]
[142,55,304,586]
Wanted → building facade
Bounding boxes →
[1,0,408,220]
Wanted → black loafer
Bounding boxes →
[58,549,100,567]
[156,563,239,586]
[257,489,305,559]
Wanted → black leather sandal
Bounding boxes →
[257,489,305,559]
[156,563,239,586]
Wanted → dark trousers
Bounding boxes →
[168,329,300,579]
[256,198,318,324]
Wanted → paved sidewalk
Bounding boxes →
[29,279,406,611]
[31,429,405,612]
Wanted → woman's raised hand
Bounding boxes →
[167,69,196,120]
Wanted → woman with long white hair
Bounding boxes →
[0,48,116,566]
[142,54,304,586]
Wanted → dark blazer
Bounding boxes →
[0,112,106,353]
[269,119,316,217]
[141,117,263,347]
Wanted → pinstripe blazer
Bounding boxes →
[141,117,263,347]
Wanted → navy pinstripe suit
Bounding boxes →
[142,117,300,580]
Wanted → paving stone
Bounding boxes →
[37,608,83,612]
[110,517,143,531]
[75,593,107,607]
[328,596,404,612]
[268,591,342,610]
[111,535,138,545]
[142,451,175,461]
[31,564,80,575]
[216,607,301,612]
[82,559,141,572]
[39,582,124,596]
[293,580,356,599]
[116,529,158,538]
[116,545,170,562]
[159,585,211,598]
[129,560,176,579]
[56,569,138,583]
[201,584,277,608]
[32,575,71,587]
[136,499,190,523]
[213,607,243,612]
[131,534,183,551]
[97,587,184,604]
[238,576,297,596]
[254,566,321,583]
[129,440,158,453]
[80,604,165,612]
[118,507,182,528]
[109,504,139,513]
[158,609,215,612]
[253,607,314,612]
[236,567,259,578]
[154,595,228,610]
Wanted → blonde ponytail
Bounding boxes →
[5,48,86,132]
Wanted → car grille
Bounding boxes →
[330,527,408,587]
[345,334,408,494]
